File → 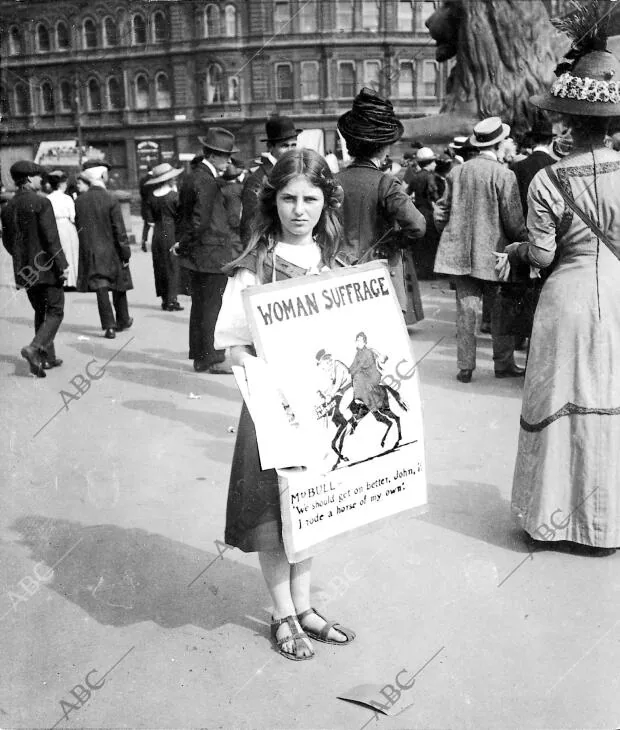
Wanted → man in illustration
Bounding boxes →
[315,349,352,421]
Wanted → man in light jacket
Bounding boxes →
[434,117,527,383]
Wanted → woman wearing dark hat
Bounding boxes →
[145,163,184,312]
[337,88,426,324]
[508,2,620,553]
[47,170,79,289]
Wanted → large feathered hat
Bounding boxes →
[531,0,620,116]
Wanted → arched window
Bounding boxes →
[153,12,168,43]
[56,21,71,50]
[36,24,51,52]
[224,5,237,36]
[300,61,319,100]
[108,77,124,110]
[8,27,22,56]
[338,61,356,98]
[132,14,147,44]
[59,80,73,111]
[421,59,438,97]
[275,63,293,100]
[205,5,221,37]
[14,84,29,115]
[87,78,102,111]
[205,64,224,103]
[40,82,55,114]
[135,74,149,109]
[155,73,171,108]
[104,18,118,47]
[83,19,97,49]
[228,76,239,102]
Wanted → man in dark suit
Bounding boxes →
[239,116,301,246]
[510,118,555,215]
[75,161,133,340]
[176,127,240,374]
[1,161,69,377]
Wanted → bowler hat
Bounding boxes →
[10,160,47,180]
[261,116,302,143]
[198,127,239,154]
[145,163,183,186]
[82,159,111,170]
[469,117,511,147]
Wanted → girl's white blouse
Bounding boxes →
[215,241,324,348]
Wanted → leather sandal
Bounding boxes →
[271,615,314,661]
[297,607,356,645]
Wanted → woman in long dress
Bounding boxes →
[214,149,355,661]
[508,14,620,552]
[144,163,183,311]
[47,170,79,289]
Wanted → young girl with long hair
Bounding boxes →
[214,148,356,661]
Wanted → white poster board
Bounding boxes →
[242,261,427,561]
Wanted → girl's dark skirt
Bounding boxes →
[225,403,283,552]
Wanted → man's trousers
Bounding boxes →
[26,283,65,360]
[454,276,515,372]
[188,271,227,366]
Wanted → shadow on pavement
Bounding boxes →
[123,399,236,441]
[12,515,267,635]
[418,480,528,553]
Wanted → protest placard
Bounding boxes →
[241,261,427,562]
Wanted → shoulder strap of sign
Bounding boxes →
[545,165,620,263]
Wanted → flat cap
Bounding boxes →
[10,160,47,179]
[82,159,111,170]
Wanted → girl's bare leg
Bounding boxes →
[259,547,313,657]
[291,559,348,642]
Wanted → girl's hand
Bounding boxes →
[229,345,255,368]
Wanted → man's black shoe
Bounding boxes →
[456,369,473,383]
[43,358,63,369]
[495,365,525,378]
[193,358,210,372]
[21,345,46,377]
[104,328,116,339]
[117,317,134,332]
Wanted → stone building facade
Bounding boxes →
[0,0,566,188]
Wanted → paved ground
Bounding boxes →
[1,220,619,730]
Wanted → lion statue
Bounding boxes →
[403,0,568,142]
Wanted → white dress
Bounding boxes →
[215,241,324,349]
[48,190,79,287]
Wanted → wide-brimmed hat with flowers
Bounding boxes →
[145,163,183,186]
[531,0,620,117]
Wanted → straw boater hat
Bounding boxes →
[337,87,404,145]
[531,0,620,117]
[416,147,436,163]
[145,163,183,186]
[448,135,468,151]
[469,117,511,148]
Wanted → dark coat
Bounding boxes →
[240,157,274,246]
[337,160,426,311]
[176,162,240,273]
[510,150,555,216]
[139,173,153,219]
[1,189,68,288]
[75,186,133,292]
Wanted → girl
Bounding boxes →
[214,149,356,661]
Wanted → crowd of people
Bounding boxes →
[2,9,620,662]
